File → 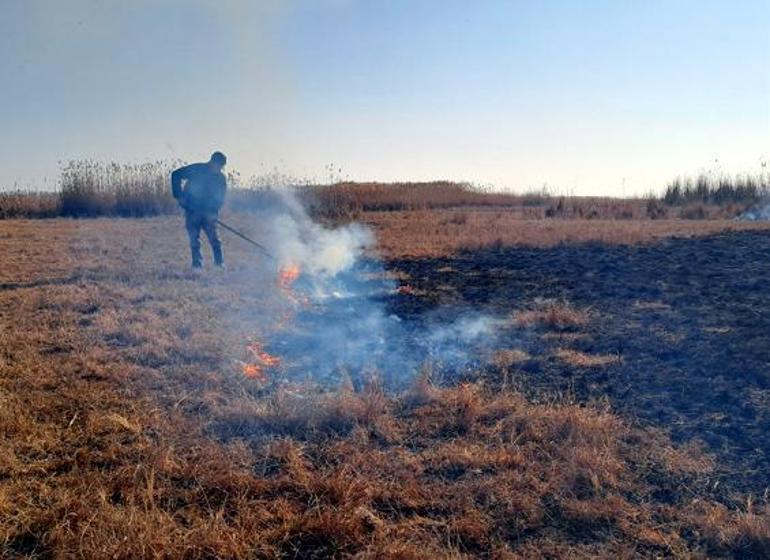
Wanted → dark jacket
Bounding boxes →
[171,163,227,215]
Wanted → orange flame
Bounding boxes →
[279,264,301,289]
[242,264,305,381]
[243,342,282,381]
[242,363,267,381]
[247,342,281,367]
[278,263,309,305]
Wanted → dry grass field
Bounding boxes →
[2,213,770,559]
[363,210,770,257]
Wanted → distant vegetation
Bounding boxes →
[296,183,648,220]
[0,191,59,219]
[0,160,180,219]
[1,159,768,220]
[59,160,180,217]
[663,172,769,206]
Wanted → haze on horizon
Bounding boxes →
[1,0,768,196]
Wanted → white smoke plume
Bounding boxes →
[739,200,770,221]
[240,190,509,388]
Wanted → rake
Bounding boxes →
[216,219,275,261]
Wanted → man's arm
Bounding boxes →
[170,165,193,200]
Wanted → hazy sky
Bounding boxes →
[1,0,768,195]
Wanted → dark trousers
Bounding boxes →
[185,211,223,267]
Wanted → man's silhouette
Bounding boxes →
[171,152,228,269]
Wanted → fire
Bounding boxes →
[278,263,309,305]
[247,342,281,367]
[242,342,282,381]
[279,264,301,289]
[242,363,267,381]
[242,264,305,381]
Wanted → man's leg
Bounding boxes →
[202,216,224,266]
[185,212,203,268]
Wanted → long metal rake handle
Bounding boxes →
[216,219,275,260]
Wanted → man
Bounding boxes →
[171,152,228,269]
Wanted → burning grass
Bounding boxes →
[1,217,769,557]
[243,342,282,381]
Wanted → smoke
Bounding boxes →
[267,198,374,278]
[242,190,510,388]
[739,200,770,221]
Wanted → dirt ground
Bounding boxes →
[1,215,769,558]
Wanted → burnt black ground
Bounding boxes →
[386,229,770,494]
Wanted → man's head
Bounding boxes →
[208,151,227,172]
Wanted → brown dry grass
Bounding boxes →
[515,301,590,332]
[1,216,768,558]
[684,500,770,558]
[363,210,770,258]
[554,349,622,368]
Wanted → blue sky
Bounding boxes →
[1,0,768,195]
